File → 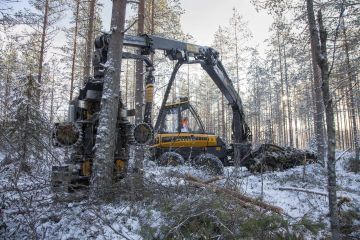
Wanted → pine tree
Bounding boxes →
[134,0,145,123]
[90,0,127,199]
[83,0,96,80]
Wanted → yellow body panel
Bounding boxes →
[81,160,92,176]
[165,100,189,107]
[154,133,218,148]
[115,159,126,172]
[145,84,154,102]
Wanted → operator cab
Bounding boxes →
[153,97,228,165]
[159,97,205,134]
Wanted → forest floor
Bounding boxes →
[1,150,359,239]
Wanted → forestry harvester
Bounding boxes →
[51,33,316,190]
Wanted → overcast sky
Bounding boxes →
[10,0,273,54]
[180,0,272,46]
[100,0,273,50]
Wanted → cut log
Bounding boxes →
[278,187,327,196]
[203,176,224,184]
[183,174,223,184]
[336,148,351,161]
[183,174,283,214]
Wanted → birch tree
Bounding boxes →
[306,0,340,237]
[318,9,340,239]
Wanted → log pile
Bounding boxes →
[241,144,317,172]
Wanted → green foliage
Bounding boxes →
[139,224,158,239]
[160,195,240,239]
[139,189,322,239]
[339,207,360,237]
[294,217,325,235]
[240,215,302,239]
[241,215,284,238]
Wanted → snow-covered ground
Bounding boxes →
[1,151,359,239]
[146,151,360,222]
[226,154,360,222]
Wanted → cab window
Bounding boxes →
[162,108,179,133]
[180,107,202,133]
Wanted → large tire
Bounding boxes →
[192,153,224,175]
[158,152,185,166]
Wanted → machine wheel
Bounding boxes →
[192,153,224,175]
[51,166,70,192]
[53,123,81,147]
[158,152,185,166]
[132,122,153,145]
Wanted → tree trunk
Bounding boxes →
[317,9,340,239]
[3,64,11,125]
[342,19,359,160]
[283,44,293,147]
[267,74,273,144]
[221,95,226,140]
[205,87,209,130]
[334,93,341,149]
[187,64,190,97]
[135,0,145,123]
[83,0,96,81]
[125,59,129,106]
[50,63,55,124]
[338,90,345,149]
[306,0,325,163]
[132,0,146,200]
[21,104,30,168]
[132,63,136,109]
[90,0,127,199]
[294,88,299,148]
[37,0,49,86]
[216,96,219,135]
[149,0,155,63]
[70,0,80,101]
[277,32,286,146]
[233,15,240,94]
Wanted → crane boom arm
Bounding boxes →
[123,35,202,55]
[198,48,251,143]
[94,33,251,143]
